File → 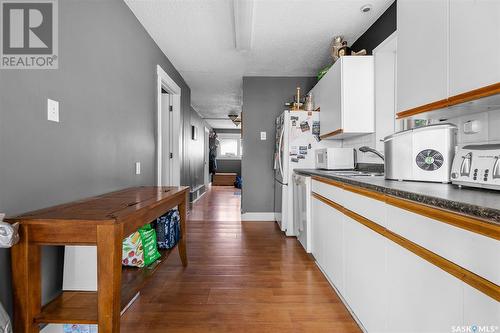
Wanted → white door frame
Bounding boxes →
[204,126,210,186]
[157,64,181,187]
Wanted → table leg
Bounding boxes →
[11,224,41,333]
[96,224,123,333]
[178,192,188,266]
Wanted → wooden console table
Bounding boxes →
[7,186,189,333]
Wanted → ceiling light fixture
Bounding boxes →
[233,0,254,51]
[360,4,372,13]
[228,113,241,127]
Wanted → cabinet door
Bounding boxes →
[397,0,449,112]
[342,57,375,134]
[463,283,500,328]
[309,83,321,111]
[323,205,344,293]
[386,241,463,332]
[311,197,326,268]
[319,60,342,136]
[449,0,500,95]
[344,216,387,332]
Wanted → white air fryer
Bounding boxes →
[384,123,457,183]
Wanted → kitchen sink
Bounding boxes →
[324,170,384,177]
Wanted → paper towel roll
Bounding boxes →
[0,214,19,248]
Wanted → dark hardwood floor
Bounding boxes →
[120,186,360,332]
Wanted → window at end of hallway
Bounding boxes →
[217,134,242,159]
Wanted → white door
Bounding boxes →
[204,127,210,186]
[161,92,172,186]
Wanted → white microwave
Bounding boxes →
[315,148,355,170]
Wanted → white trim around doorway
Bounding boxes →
[156,64,181,187]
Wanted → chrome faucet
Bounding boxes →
[359,146,385,161]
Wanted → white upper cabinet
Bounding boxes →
[397,0,449,112]
[449,0,500,96]
[314,56,374,139]
[397,0,500,114]
[309,81,321,111]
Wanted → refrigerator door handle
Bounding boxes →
[278,125,285,179]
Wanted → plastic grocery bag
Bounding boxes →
[0,300,12,333]
[138,224,161,266]
[122,224,161,267]
[0,214,19,249]
[155,210,181,250]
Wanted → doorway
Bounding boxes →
[156,65,181,186]
[204,127,210,187]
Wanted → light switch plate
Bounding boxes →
[47,99,59,122]
[260,131,266,140]
[135,162,141,175]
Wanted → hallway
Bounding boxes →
[121,186,360,332]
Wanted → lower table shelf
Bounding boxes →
[34,248,174,325]
[35,291,97,325]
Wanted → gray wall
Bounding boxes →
[216,159,241,176]
[0,0,197,317]
[188,107,211,191]
[215,128,241,134]
[241,77,316,213]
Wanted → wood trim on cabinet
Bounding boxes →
[311,175,500,240]
[396,82,500,119]
[312,192,500,302]
[385,195,500,241]
[396,98,449,119]
[312,175,385,202]
[319,128,343,140]
[448,82,500,107]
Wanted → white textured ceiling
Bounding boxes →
[125,0,393,123]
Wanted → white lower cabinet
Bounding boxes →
[311,180,499,332]
[312,197,344,293]
[386,241,463,332]
[324,203,344,293]
[463,282,500,328]
[344,216,387,332]
[312,197,326,270]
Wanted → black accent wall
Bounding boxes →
[351,1,397,55]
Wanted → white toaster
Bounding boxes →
[384,123,457,183]
[451,144,500,190]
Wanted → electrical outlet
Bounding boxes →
[260,131,267,140]
[135,162,141,175]
[47,99,59,122]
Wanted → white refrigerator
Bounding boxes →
[273,110,339,236]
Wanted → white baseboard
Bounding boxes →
[241,212,276,221]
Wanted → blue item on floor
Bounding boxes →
[63,324,98,333]
[155,209,181,249]
[234,176,242,189]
